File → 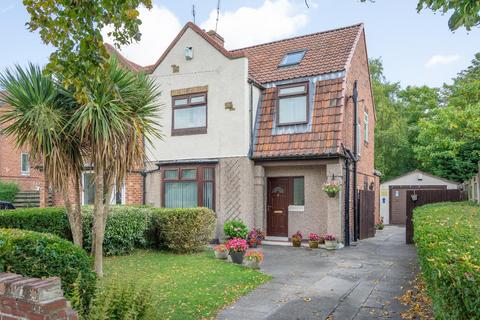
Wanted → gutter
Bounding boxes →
[252,152,344,163]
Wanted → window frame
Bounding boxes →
[291,176,305,206]
[276,82,309,126]
[171,92,208,136]
[363,111,369,144]
[161,165,215,210]
[81,171,125,205]
[20,153,30,175]
[278,50,307,67]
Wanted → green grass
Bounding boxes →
[102,250,271,319]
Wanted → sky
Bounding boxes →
[0,0,479,88]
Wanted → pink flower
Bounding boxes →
[225,238,248,252]
[324,233,336,241]
[308,233,320,241]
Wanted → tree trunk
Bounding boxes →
[93,162,105,277]
[62,180,83,247]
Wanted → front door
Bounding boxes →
[267,178,290,237]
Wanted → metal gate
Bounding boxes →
[405,189,467,244]
[359,190,376,239]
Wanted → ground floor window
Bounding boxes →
[292,177,305,205]
[162,166,215,210]
[82,172,125,205]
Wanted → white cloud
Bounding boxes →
[102,4,181,66]
[200,0,308,49]
[425,54,461,68]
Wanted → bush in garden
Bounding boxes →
[413,202,480,319]
[0,180,20,203]
[82,206,152,256]
[0,228,96,309]
[151,207,216,253]
[223,219,248,239]
[0,207,71,239]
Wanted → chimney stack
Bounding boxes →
[207,30,225,47]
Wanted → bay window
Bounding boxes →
[172,93,207,135]
[162,166,215,210]
[277,82,309,125]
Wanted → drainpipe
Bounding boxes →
[352,80,359,241]
[141,171,147,205]
[249,82,253,157]
[344,156,351,246]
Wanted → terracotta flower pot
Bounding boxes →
[292,238,302,247]
[309,240,319,249]
[214,251,228,259]
[325,240,337,250]
[230,251,245,264]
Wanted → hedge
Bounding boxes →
[0,180,20,203]
[0,228,96,310]
[413,202,480,319]
[151,207,216,253]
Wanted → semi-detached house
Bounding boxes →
[109,22,381,244]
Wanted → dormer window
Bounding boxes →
[277,82,309,126]
[279,50,306,67]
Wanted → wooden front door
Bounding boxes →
[267,178,290,237]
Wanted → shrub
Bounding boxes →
[0,228,96,309]
[151,207,216,253]
[414,202,480,319]
[0,180,20,203]
[82,206,152,256]
[85,281,154,320]
[223,219,248,239]
[0,207,71,239]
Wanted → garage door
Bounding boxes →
[390,185,446,225]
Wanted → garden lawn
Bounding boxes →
[102,250,271,319]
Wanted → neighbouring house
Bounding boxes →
[380,169,460,225]
[121,22,380,244]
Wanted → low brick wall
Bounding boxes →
[0,273,77,320]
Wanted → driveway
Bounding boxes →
[217,226,418,320]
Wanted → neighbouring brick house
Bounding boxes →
[110,22,380,244]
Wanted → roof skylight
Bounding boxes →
[279,50,306,67]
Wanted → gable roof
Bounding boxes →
[232,24,364,84]
[104,43,149,72]
[381,169,460,185]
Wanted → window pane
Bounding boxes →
[203,182,214,209]
[21,154,29,173]
[293,177,305,205]
[164,170,178,179]
[182,169,197,180]
[174,98,188,106]
[164,182,198,208]
[279,85,306,96]
[190,95,205,104]
[280,51,306,66]
[203,167,214,181]
[174,106,206,129]
[83,173,96,205]
[279,96,307,124]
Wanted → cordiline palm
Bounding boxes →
[71,58,162,276]
[0,64,84,246]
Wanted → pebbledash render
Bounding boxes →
[111,22,380,244]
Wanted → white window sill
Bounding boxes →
[21,172,30,176]
[288,205,304,212]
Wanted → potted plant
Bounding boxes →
[324,233,337,250]
[308,233,320,248]
[244,251,264,269]
[223,219,249,239]
[225,238,248,264]
[247,229,266,248]
[291,231,303,247]
[322,181,341,198]
[213,244,228,259]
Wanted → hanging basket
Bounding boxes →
[326,191,338,198]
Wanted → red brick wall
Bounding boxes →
[342,29,380,232]
[0,273,77,320]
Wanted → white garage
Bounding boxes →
[380,170,459,225]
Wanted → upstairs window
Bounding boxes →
[277,82,309,126]
[279,50,306,67]
[172,93,207,135]
[364,111,369,143]
[21,153,30,175]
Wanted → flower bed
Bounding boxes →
[413,202,480,319]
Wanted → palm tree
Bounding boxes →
[71,58,162,276]
[0,64,84,246]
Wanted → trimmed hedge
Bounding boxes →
[413,202,480,319]
[0,180,20,203]
[0,228,96,309]
[151,207,216,253]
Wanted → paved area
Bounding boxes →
[217,226,418,320]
